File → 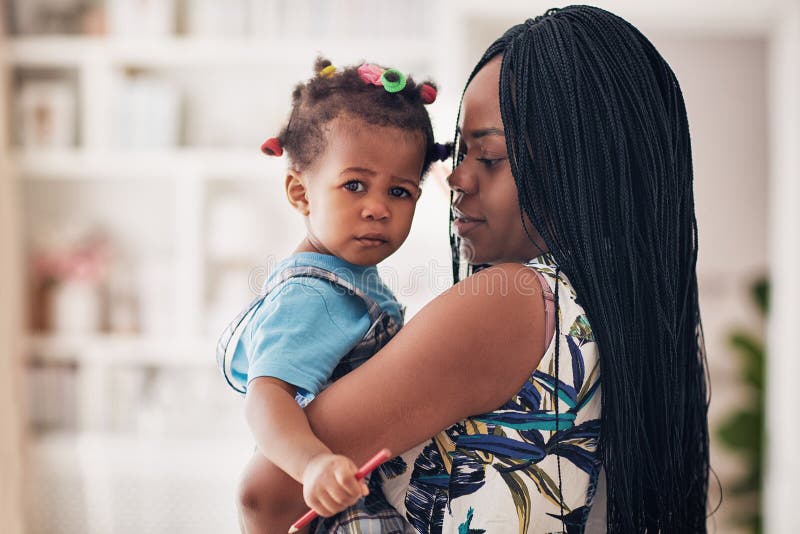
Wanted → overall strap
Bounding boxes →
[217,265,384,394]
[216,291,264,394]
[263,265,384,325]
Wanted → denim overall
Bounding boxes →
[216,264,410,533]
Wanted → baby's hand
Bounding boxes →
[301,453,369,517]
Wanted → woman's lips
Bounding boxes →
[453,217,485,237]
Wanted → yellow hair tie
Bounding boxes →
[319,65,336,78]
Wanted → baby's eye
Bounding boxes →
[389,186,412,198]
[343,180,365,192]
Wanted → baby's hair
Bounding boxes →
[272,57,439,176]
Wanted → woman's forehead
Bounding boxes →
[462,57,503,131]
[465,57,501,100]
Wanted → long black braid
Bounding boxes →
[451,6,710,532]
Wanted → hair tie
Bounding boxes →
[420,83,437,104]
[319,65,336,79]
[261,137,283,157]
[432,142,452,161]
[381,69,407,93]
[357,63,383,86]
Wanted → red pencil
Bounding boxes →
[287,448,392,533]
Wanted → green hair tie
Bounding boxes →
[380,69,407,93]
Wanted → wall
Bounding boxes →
[1,20,27,530]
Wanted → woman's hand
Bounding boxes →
[301,453,369,517]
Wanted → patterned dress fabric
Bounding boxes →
[385,254,603,533]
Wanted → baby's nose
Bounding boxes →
[362,200,390,220]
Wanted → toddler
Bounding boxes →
[217,58,446,533]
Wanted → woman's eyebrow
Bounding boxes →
[456,126,505,139]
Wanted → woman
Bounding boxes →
[241,6,709,533]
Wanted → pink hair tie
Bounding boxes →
[357,63,384,86]
[261,137,283,157]
[420,84,437,104]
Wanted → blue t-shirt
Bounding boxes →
[229,252,403,401]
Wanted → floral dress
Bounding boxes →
[384,254,603,533]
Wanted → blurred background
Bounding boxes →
[1,1,798,533]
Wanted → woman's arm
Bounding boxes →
[307,262,547,462]
[253,263,547,530]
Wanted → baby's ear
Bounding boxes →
[285,170,310,215]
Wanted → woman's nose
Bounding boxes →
[447,165,477,195]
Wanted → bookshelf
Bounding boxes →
[7,36,435,67]
[6,2,460,532]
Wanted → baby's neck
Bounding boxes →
[294,236,330,256]
[292,238,378,269]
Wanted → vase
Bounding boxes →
[51,279,101,335]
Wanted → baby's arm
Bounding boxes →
[243,376,368,518]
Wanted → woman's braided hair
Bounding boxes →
[452,6,710,532]
[277,57,438,176]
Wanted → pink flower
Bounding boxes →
[357,63,384,86]
[33,237,111,283]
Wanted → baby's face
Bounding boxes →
[297,116,425,266]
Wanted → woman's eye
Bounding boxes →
[343,180,365,192]
[456,152,466,165]
[477,157,506,169]
[389,186,412,198]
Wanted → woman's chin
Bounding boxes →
[460,242,492,265]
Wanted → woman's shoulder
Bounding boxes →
[453,262,545,301]
[435,263,548,328]
[406,262,548,411]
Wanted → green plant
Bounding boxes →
[716,278,768,534]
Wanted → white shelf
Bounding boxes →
[24,334,218,367]
[5,36,433,68]
[4,36,103,67]
[14,148,285,179]
[455,0,779,34]
[33,431,251,471]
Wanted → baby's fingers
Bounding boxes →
[315,485,361,517]
[325,481,363,510]
[333,468,367,500]
[307,492,338,518]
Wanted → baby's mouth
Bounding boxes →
[355,234,389,247]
